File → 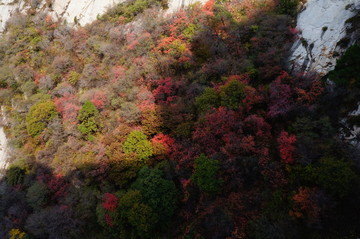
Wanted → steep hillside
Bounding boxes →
[0,0,359,238]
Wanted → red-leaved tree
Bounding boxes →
[102,193,119,212]
[277,130,297,163]
[54,94,81,125]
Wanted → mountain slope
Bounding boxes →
[0,0,359,238]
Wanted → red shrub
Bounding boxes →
[290,187,320,222]
[111,65,126,83]
[203,0,216,16]
[102,193,119,212]
[152,77,179,103]
[277,131,296,164]
[268,72,294,117]
[151,133,175,155]
[54,94,81,125]
[47,174,69,201]
[90,90,108,109]
[104,214,114,227]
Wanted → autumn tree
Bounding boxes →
[268,72,294,118]
[290,187,320,222]
[118,190,156,237]
[54,94,80,125]
[26,100,58,137]
[25,206,82,238]
[329,44,360,87]
[308,157,357,197]
[8,229,27,239]
[96,192,120,230]
[191,154,222,195]
[5,166,26,186]
[123,130,153,160]
[77,101,100,137]
[26,181,50,210]
[219,79,246,109]
[277,131,297,164]
[195,87,219,113]
[131,166,179,227]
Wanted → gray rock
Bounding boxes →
[288,0,360,75]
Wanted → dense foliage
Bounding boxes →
[191,154,222,195]
[77,100,100,137]
[0,0,359,238]
[26,100,58,137]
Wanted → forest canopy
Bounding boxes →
[0,0,359,238]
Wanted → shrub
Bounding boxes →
[0,66,14,88]
[195,87,219,113]
[5,166,26,186]
[25,206,82,238]
[54,94,80,125]
[67,71,80,85]
[120,102,141,123]
[108,157,145,187]
[8,229,26,239]
[14,66,34,83]
[77,101,100,137]
[96,192,121,229]
[123,130,153,160]
[39,75,54,91]
[219,80,245,109]
[131,166,179,226]
[191,154,222,195]
[101,0,168,23]
[90,90,108,110]
[102,193,119,212]
[26,181,50,210]
[26,100,58,137]
[141,109,162,136]
[276,0,300,16]
[51,55,72,75]
[119,189,157,236]
[52,82,76,97]
[329,44,360,87]
[79,64,101,89]
[19,81,37,97]
[308,157,357,197]
[277,131,297,164]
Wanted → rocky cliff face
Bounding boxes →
[0,0,125,31]
[289,0,360,75]
[0,127,8,176]
[0,107,8,176]
[0,0,208,32]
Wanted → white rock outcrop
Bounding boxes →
[0,127,8,176]
[0,0,209,32]
[52,0,125,26]
[0,0,125,31]
[289,0,360,75]
[0,0,22,32]
[0,106,8,176]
